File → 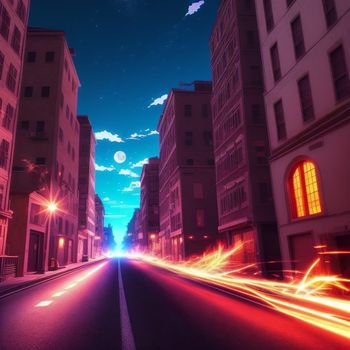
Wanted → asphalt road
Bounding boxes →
[0,258,349,350]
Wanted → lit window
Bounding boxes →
[290,160,322,218]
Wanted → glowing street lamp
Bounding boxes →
[47,202,58,213]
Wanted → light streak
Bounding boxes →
[52,291,66,298]
[132,245,350,340]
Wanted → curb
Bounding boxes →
[0,258,108,299]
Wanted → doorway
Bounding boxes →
[28,231,43,272]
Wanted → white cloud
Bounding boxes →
[119,169,139,178]
[130,158,149,168]
[95,163,115,172]
[186,1,205,16]
[148,94,168,108]
[103,197,110,201]
[127,130,159,140]
[95,130,124,143]
[104,214,128,219]
[122,181,141,192]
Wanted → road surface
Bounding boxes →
[0,258,349,349]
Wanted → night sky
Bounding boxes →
[29,0,220,244]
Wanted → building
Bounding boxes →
[103,224,116,253]
[8,28,80,272]
[94,194,104,257]
[0,0,30,269]
[210,0,280,275]
[158,81,218,261]
[140,157,160,255]
[78,116,96,261]
[126,208,141,252]
[255,0,350,275]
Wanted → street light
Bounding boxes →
[47,202,58,213]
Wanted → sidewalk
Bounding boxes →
[0,256,107,297]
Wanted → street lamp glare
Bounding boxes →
[47,202,58,213]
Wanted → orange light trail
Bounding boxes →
[130,245,350,340]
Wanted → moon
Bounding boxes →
[114,151,126,164]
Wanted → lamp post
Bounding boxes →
[39,201,57,273]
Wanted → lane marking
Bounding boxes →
[64,283,77,290]
[35,300,53,307]
[118,259,136,350]
[52,291,66,298]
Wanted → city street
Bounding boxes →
[0,259,349,350]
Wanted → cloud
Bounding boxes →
[130,158,149,168]
[127,129,159,140]
[103,197,110,201]
[119,169,139,178]
[148,94,168,108]
[95,130,124,143]
[95,163,115,172]
[104,214,128,219]
[186,1,205,16]
[122,181,141,192]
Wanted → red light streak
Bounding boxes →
[132,245,350,340]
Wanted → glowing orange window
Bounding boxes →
[290,161,322,218]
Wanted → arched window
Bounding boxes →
[290,160,322,218]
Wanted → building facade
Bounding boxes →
[210,0,280,275]
[94,194,104,257]
[9,28,80,271]
[0,0,30,258]
[255,0,350,275]
[140,157,160,255]
[158,81,218,261]
[78,116,96,261]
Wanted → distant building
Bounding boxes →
[103,224,115,252]
[95,194,104,257]
[78,116,96,261]
[0,0,30,262]
[158,81,218,261]
[126,208,141,252]
[140,157,160,255]
[8,28,80,272]
[210,0,280,275]
[255,0,350,275]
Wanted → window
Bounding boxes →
[289,160,322,218]
[246,31,255,47]
[36,121,45,132]
[330,45,350,101]
[27,51,36,63]
[322,0,337,28]
[263,0,274,32]
[250,65,262,85]
[41,86,50,97]
[185,131,193,146]
[0,50,4,79]
[270,43,281,82]
[291,16,305,59]
[24,86,33,97]
[21,120,29,129]
[16,0,27,22]
[0,5,10,40]
[274,100,286,140]
[252,104,262,124]
[45,51,55,62]
[35,157,46,165]
[196,209,205,228]
[298,75,314,122]
[3,104,14,130]
[186,159,194,166]
[0,140,9,169]
[11,26,21,54]
[287,0,295,7]
[59,127,63,142]
[184,104,192,117]
[6,64,17,92]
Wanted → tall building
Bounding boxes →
[210,0,280,275]
[78,116,96,261]
[0,0,30,261]
[94,194,104,257]
[126,209,140,251]
[140,157,160,255]
[255,0,350,275]
[8,28,80,272]
[158,81,218,261]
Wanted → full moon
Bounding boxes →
[114,151,126,164]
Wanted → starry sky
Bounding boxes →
[29,0,220,245]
